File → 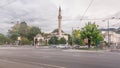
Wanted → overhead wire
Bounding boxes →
[0,0,34,24]
[79,0,94,22]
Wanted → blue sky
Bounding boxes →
[0,0,120,34]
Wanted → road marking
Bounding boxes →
[35,63,66,68]
[0,59,45,68]
[0,58,66,68]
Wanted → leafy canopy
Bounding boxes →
[80,22,103,46]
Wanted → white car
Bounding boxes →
[56,45,72,49]
[65,45,72,49]
[56,45,66,49]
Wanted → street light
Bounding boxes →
[108,20,110,46]
[102,18,110,46]
[71,27,80,46]
[102,17,120,47]
[72,27,74,46]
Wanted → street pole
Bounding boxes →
[71,27,74,47]
[71,27,80,47]
[108,20,110,47]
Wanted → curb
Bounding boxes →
[63,49,109,53]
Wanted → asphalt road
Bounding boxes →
[0,47,120,68]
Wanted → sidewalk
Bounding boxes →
[110,49,120,52]
[63,49,110,53]
[0,45,49,49]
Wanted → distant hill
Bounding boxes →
[100,27,120,34]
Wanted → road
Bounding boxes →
[0,47,120,68]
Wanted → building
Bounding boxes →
[33,7,68,45]
[102,31,120,46]
[58,6,62,36]
[51,6,68,41]
[34,34,44,46]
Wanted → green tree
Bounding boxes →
[27,26,41,41]
[9,33,18,41]
[68,34,72,45]
[73,30,82,45]
[18,21,29,37]
[80,22,103,48]
[0,33,7,45]
[48,36,59,45]
[8,22,29,37]
[8,22,29,41]
[42,33,50,45]
[21,37,31,45]
[59,37,66,44]
[8,21,42,45]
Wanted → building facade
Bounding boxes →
[34,34,44,46]
[102,31,120,46]
[51,6,68,41]
[34,7,68,45]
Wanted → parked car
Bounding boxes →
[56,45,72,49]
[49,45,57,48]
[56,45,66,49]
[73,45,80,49]
[65,45,72,49]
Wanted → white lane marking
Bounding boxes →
[0,59,45,68]
[0,58,66,68]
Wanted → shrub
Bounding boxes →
[21,37,31,45]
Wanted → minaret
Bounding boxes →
[58,6,62,36]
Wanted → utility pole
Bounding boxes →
[71,27,74,46]
[71,27,80,47]
[108,20,110,46]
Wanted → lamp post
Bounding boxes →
[107,20,110,47]
[71,27,80,47]
[71,27,74,46]
[102,18,110,47]
[103,17,120,47]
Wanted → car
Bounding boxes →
[56,45,66,49]
[65,45,72,49]
[49,45,57,48]
[73,45,80,49]
[56,45,72,49]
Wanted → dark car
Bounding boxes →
[74,45,80,49]
[49,45,57,48]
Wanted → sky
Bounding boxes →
[0,0,120,34]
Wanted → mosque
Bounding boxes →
[51,6,68,40]
[34,7,68,45]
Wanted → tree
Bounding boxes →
[21,37,31,45]
[18,21,29,37]
[42,33,50,45]
[8,22,29,40]
[9,33,19,42]
[8,21,42,45]
[0,33,7,45]
[27,26,41,41]
[59,37,66,44]
[68,34,72,45]
[73,30,82,45]
[80,22,103,48]
[48,36,59,45]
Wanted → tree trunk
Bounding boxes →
[88,39,91,48]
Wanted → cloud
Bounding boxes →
[0,0,120,34]
[0,0,58,34]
